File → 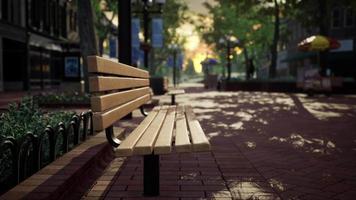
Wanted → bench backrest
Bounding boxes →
[88,56,151,131]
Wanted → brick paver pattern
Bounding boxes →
[82,87,356,200]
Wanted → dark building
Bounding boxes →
[0,0,81,92]
[277,2,356,82]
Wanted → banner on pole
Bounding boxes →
[166,52,184,68]
[152,18,163,48]
[177,53,184,69]
[132,18,140,48]
[132,47,144,66]
[109,37,117,58]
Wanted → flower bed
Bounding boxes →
[0,97,93,195]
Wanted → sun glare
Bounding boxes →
[185,34,200,51]
[192,52,205,73]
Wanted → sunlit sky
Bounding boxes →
[180,0,216,73]
[109,0,217,73]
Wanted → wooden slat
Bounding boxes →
[91,87,151,112]
[167,89,185,95]
[115,107,160,157]
[88,56,149,78]
[175,106,191,152]
[133,107,168,155]
[89,76,149,92]
[93,94,150,131]
[185,106,211,152]
[153,106,176,154]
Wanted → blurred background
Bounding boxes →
[0,0,355,93]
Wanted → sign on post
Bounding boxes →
[152,18,163,48]
[109,38,117,58]
[132,18,141,65]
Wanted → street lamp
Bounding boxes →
[168,44,179,88]
[219,35,239,80]
[131,0,166,70]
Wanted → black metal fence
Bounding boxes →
[0,111,93,195]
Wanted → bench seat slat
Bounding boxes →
[91,87,151,112]
[175,106,192,152]
[88,56,149,78]
[133,107,168,155]
[115,108,160,157]
[167,90,185,95]
[89,76,149,92]
[185,106,211,152]
[153,106,176,154]
[93,94,151,131]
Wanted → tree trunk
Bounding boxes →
[269,0,280,79]
[98,37,104,56]
[318,0,328,76]
[77,0,98,93]
[243,46,250,80]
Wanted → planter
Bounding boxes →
[149,77,168,95]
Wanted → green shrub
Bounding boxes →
[0,97,78,188]
[33,92,90,105]
[0,97,45,139]
[0,97,75,140]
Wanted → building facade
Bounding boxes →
[278,2,356,81]
[0,0,80,92]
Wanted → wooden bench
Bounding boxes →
[167,89,185,105]
[88,56,210,196]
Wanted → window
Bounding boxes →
[30,0,41,29]
[344,7,354,27]
[1,0,13,22]
[331,8,342,28]
[59,4,67,38]
[69,9,77,32]
[1,0,9,20]
[51,0,59,36]
[43,0,50,32]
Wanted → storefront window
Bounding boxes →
[30,48,51,89]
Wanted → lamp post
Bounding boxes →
[131,0,166,70]
[219,36,239,81]
[168,44,179,87]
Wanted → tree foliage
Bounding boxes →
[198,0,274,79]
[92,0,118,56]
[151,0,189,76]
[77,0,98,92]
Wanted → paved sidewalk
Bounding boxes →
[83,85,356,200]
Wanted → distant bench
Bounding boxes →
[88,56,210,196]
[167,89,185,105]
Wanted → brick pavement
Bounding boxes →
[82,86,356,200]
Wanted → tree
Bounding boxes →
[185,59,196,76]
[77,0,98,92]
[92,0,118,56]
[253,0,300,78]
[198,0,274,80]
[150,0,188,76]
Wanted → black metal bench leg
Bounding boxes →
[143,154,160,196]
[171,94,175,105]
[105,126,120,148]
